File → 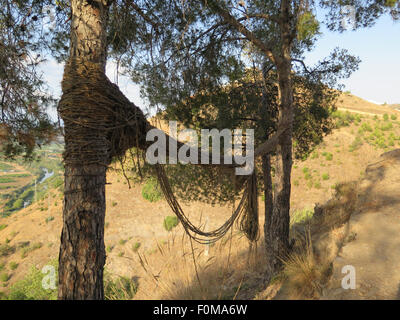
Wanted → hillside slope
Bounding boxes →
[321,149,400,299]
[0,93,400,299]
[337,92,399,116]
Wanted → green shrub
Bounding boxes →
[111,201,118,207]
[0,272,10,283]
[163,216,179,232]
[331,110,355,128]
[310,151,319,159]
[9,262,18,271]
[322,173,330,181]
[291,208,314,225]
[12,199,24,211]
[383,113,389,121]
[6,261,58,300]
[381,122,393,131]
[142,178,163,202]
[373,127,383,138]
[391,114,397,120]
[0,263,4,271]
[376,137,387,149]
[325,153,333,161]
[104,274,138,300]
[361,122,373,132]
[119,239,127,246]
[0,224,7,232]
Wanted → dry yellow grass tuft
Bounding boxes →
[280,230,333,299]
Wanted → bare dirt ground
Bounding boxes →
[321,149,400,299]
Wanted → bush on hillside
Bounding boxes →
[7,262,58,300]
[104,274,138,300]
[163,216,179,232]
[142,178,163,203]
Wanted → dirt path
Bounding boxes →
[322,149,400,299]
[337,107,381,116]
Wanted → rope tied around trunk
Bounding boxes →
[58,60,148,167]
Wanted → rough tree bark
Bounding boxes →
[264,0,294,276]
[262,153,274,247]
[57,0,110,300]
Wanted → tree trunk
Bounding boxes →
[58,165,107,299]
[262,153,273,254]
[264,0,294,276]
[58,0,110,300]
[264,63,293,276]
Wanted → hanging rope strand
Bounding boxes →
[154,163,259,244]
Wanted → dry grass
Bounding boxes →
[274,179,361,300]
[337,93,400,116]
[133,229,268,300]
[280,230,331,299]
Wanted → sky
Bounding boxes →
[41,11,400,120]
[304,11,400,105]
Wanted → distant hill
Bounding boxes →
[337,92,400,116]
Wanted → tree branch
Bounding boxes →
[203,0,278,65]
[129,2,161,34]
[292,58,311,73]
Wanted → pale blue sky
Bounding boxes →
[304,12,400,104]
[41,11,399,120]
